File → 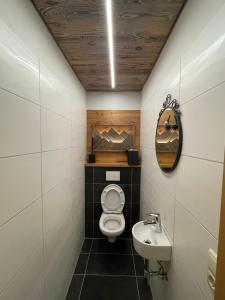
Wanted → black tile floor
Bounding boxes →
[66,238,153,300]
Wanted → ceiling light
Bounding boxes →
[105,0,115,89]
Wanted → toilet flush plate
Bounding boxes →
[106,171,120,181]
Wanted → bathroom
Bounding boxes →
[0,0,225,299]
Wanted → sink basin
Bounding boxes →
[132,221,172,261]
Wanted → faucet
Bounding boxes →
[143,213,162,232]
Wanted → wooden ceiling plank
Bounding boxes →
[32,0,186,91]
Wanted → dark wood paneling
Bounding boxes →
[32,0,186,91]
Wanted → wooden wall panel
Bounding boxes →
[215,152,225,300]
[87,110,140,164]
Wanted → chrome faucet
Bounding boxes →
[144,213,162,232]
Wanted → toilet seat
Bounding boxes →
[101,184,125,213]
[99,213,125,237]
[99,184,126,242]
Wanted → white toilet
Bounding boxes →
[99,184,125,243]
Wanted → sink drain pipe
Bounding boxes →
[144,259,168,283]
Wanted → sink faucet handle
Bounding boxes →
[144,213,162,232]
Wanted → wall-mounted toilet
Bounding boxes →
[99,184,125,243]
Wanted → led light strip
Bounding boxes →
[105,0,115,89]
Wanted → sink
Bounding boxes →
[132,221,172,261]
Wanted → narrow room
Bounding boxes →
[0,1,225,300]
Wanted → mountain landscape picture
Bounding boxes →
[93,125,135,151]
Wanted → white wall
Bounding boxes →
[87,91,141,110]
[0,1,86,300]
[141,0,225,299]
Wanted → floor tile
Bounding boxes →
[66,275,83,300]
[134,255,144,276]
[137,277,153,300]
[74,254,89,274]
[91,238,132,254]
[80,275,139,300]
[86,253,135,275]
[81,239,92,254]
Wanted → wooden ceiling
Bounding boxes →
[32,0,186,91]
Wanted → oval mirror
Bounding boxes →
[155,95,182,172]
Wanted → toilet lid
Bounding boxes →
[101,184,125,213]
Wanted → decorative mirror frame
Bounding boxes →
[155,94,183,173]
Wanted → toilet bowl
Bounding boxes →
[99,184,125,243]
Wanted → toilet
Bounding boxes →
[99,184,125,243]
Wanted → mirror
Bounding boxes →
[155,94,182,172]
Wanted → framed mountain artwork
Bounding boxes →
[93,123,136,152]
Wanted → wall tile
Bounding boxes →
[0,15,39,104]
[0,89,40,157]
[85,167,93,183]
[172,202,217,300]
[0,1,86,299]
[43,180,72,262]
[181,83,225,162]
[42,149,71,195]
[0,247,44,300]
[141,1,225,299]
[71,119,86,148]
[0,199,42,292]
[176,155,223,238]
[0,154,41,226]
[132,167,141,184]
[132,184,140,203]
[41,108,71,151]
[40,62,72,119]
[94,167,131,184]
[85,183,93,203]
[180,3,225,103]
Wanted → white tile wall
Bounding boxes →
[86,91,141,110]
[0,154,41,226]
[42,149,71,194]
[0,19,39,103]
[0,199,42,291]
[41,108,71,151]
[0,247,44,300]
[141,1,225,299]
[0,90,41,157]
[176,156,223,238]
[0,1,86,300]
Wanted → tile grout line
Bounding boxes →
[180,79,225,108]
[131,168,133,235]
[81,252,134,256]
[92,168,95,238]
[75,273,143,277]
[78,239,93,300]
[0,196,41,229]
[131,239,141,300]
[39,59,47,296]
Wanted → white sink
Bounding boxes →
[132,221,172,261]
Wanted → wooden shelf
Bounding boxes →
[85,162,141,168]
